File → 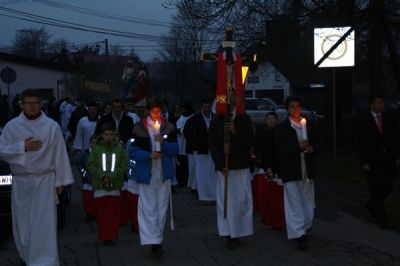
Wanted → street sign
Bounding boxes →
[0,67,17,84]
[314,27,354,68]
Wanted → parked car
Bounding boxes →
[245,98,324,125]
[0,160,12,239]
[244,98,285,125]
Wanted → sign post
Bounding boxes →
[314,27,355,159]
[1,66,17,119]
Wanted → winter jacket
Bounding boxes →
[128,118,179,184]
[87,139,128,191]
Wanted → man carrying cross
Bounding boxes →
[208,27,254,250]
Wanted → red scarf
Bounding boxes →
[216,52,245,115]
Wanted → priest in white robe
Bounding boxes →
[0,89,74,266]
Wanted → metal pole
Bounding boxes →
[7,82,11,120]
[57,80,60,103]
[332,68,336,160]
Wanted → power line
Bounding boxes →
[0,6,167,41]
[31,0,175,28]
[0,6,227,44]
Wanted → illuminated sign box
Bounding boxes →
[314,27,355,68]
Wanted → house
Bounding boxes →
[0,52,75,102]
[244,62,292,104]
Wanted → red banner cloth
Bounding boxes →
[252,173,285,229]
[216,52,245,115]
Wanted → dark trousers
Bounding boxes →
[365,160,397,223]
[176,155,188,187]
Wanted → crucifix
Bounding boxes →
[201,26,245,218]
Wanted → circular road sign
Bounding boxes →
[1,67,17,84]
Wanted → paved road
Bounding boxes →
[1,166,400,265]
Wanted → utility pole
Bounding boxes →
[104,38,110,85]
[35,34,40,59]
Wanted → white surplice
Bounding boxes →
[216,169,253,238]
[59,101,75,140]
[138,118,170,245]
[283,119,315,239]
[194,153,217,200]
[0,112,74,266]
[187,153,197,189]
[72,116,97,151]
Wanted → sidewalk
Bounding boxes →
[1,173,400,265]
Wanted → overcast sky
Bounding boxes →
[0,0,176,61]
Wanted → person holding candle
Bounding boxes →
[128,97,179,258]
[274,95,316,251]
[87,123,128,246]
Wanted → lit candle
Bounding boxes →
[300,118,308,140]
[154,120,161,152]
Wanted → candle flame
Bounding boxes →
[300,118,306,125]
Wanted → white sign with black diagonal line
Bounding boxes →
[314,27,355,68]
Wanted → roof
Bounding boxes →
[0,52,76,72]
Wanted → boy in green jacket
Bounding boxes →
[88,123,128,246]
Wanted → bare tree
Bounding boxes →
[12,27,51,59]
[110,44,123,57]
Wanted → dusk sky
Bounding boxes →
[0,0,177,61]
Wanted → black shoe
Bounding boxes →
[20,260,26,266]
[151,244,164,258]
[306,226,313,233]
[294,235,308,251]
[226,237,240,250]
[104,240,114,247]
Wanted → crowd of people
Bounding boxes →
[0,89,398,266]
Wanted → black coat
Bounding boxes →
[183,113,213,154]
[274,118,316,183]
[95,112,134,144]
[209,114,254,171]
[254,124,280,174]
[356,112,399,167]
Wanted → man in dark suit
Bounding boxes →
[95,98,134,144]
[357,95,400,229]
